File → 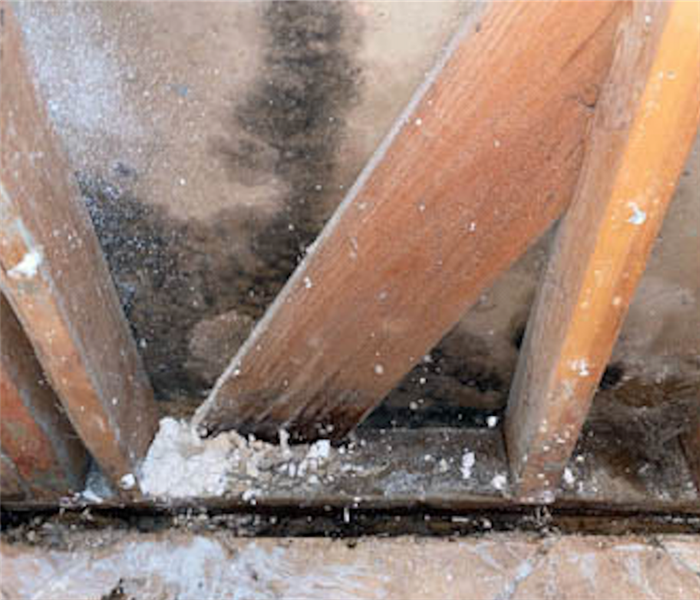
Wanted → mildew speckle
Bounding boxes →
[80,2,362,400]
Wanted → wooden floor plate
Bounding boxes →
[4,427,697,514]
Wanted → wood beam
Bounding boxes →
[505,0,700,502]
[4,427,698,515]
[0,451,28,501]
[195,0,626,442]
[0,295,89,498]
[0,3,159,490]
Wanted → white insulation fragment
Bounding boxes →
[7,248,42,279]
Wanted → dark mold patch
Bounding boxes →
[585,377,700,492]
[599,362,625,390]
[80,2,361,400]
[511,323,527,350]
[80,175,254,398]
[216,1,362,308]
[365,328,510,429]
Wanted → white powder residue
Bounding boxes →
[563,467,576,486]
[139,418,334,499]
[16,3,140,144]
[569,358,590,377]
[307,439,331,461]
[627,202,647,225]
[460,450,475,480]
[491,473,507,491]
[279,428,292,457]
[78,464,112,503]
[119,473,136,490]
[7,248,42,279]
[139,418,239,497]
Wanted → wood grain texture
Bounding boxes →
[0,295,89,497]
[505,0,700,502]
[0,3,158,489]
[195,1,626,442]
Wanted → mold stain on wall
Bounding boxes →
[69,1,699,435]
[81,2,363,401]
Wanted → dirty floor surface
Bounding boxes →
[2,531,700,599]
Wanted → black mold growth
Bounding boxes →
[81,2,361,400]
[219,1,361,304]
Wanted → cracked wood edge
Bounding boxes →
[0,294,89,498]
[195,0,626,442]
[0,3,158,491]
[505,0,700,502]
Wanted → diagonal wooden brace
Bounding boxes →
[195,1,627,442]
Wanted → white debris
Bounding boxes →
[627,202,647,225]
[279,428,291,457]
[491,473,507,491]
[486,415,499,428]
[241,488,258,504]
[140,419,234,497]
[569,358,590,377]
[15,3,142,165]
[563,467,576,486]
[306,439,331,462]
[297,439,331,477]
[460,450,476,480]
[7,248,42,279]
[120,473,136,490]
[140,417,341,499]
[438,458,449,473]
[374,364,385,375]
[303,276,313,289]
[80,488,103,503]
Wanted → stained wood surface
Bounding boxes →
[0,451,28,501]
[4,427,698,515]
[195,0,626,442]
[505,0,700,502]
[682,401,700,492]
[0,295,89,497]
[0,3,158,489]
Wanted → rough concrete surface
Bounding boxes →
[13,1,700,425]
[2,532,700,600]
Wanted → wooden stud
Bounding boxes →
[0,3,159,490]
[195,1,627,442]
[0,451,28,501]
[505,0,700,502]
[1,294,89,497]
